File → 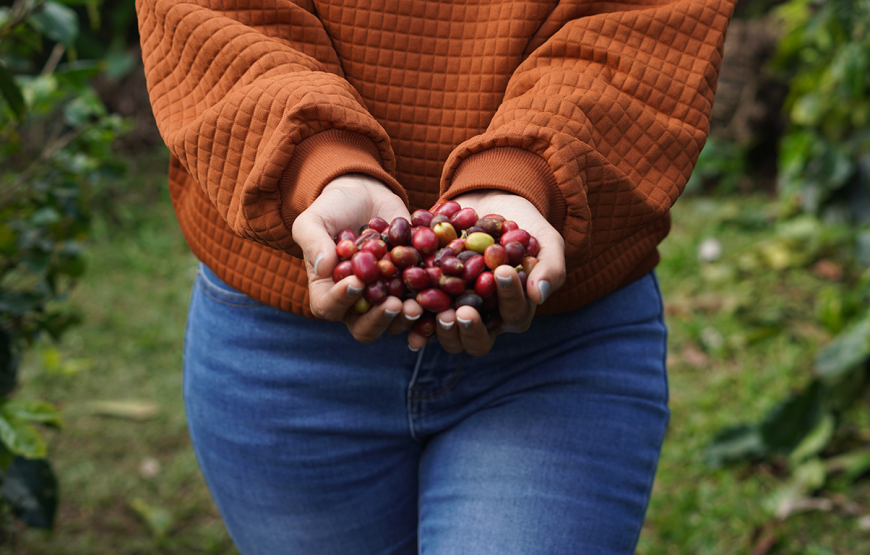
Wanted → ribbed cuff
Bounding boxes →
[442,147,566,231]
[279,129,407,229]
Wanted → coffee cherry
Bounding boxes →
[368,217,389,233]
[438,275,466,296]
[390,246,418,269]
[386,277,405,298]
[414,315,437,337]
[378,258,398,279]
[474,271,496,298]
[433,222,458,247]
[388,217,412,246]
[440,256,465,276]
[500,229,531,248]
[354,296,371,313]
[482,213,506,223]
[457,250,477,263]
[475,217,503,238]
[351,251,380,283]
[355,228,380,247]
[483,244,507,269]
[432,200,461,218]
[361,238,388,259]
[460,255,486,283]
[466,232,495,253]
[454,292,484,311]
[412,227,439,255]
[333,260,354,282]
[526,236,540,257]
[517,270,528,290]
[521,256,538,274]
[502,220,520,233]
[504,241,525,266]
[417,288,452,313]
[425,266,442,283]
[335,239,358,260]
[411,209,434,228]
[450,207,479,231]
[364,281,388,305]
[403,266,431,291]
[429,213,450,228]
[446,238,466,253]
[336,229,356,242]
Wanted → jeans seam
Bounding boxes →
[406,345,426,442]
[409,357,465,400]
[197,270,263,308]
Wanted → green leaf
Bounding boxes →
[0,411,46,459]
[0,457,58,529]
[789,412,835,465]
[3,400,62,429]
[87,400,160,421]
[826,448,870,484]
[759,380,824,453]
[0,63,26,122]
[30,1,79,47]
[814,314,870,380]
[130,498,173,539]
[705,424,767,467]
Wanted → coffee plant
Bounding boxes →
[708,0,870,516]
[0,0,128,539]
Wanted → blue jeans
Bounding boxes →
[183,263,669,555]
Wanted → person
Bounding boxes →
[136,0,735,553]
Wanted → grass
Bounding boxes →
[7,152,870,553]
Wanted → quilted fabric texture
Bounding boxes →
[137,0,735,317]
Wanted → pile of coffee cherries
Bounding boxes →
[332,201,539,337]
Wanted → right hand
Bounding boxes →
[291,173,422,343]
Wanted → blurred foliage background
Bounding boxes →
[0,0,869,553]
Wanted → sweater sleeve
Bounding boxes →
[136,0,407,253]
[439,0,735,272]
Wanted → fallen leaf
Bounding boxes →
[811,259,843,281]
[681,344,709,368]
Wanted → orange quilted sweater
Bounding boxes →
[137,0,734,318]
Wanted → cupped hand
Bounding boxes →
[291,173,421,343]
[406,190,566,356]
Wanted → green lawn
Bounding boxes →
[8,152,870,553]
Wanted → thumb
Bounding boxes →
[525,230,566,306]
[292,210,339,284]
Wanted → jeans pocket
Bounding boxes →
[196,263,263,308]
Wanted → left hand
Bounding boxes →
[406,190,566,356]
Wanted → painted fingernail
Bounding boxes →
[538,280,550,303]
[385,309,401,319]
[405,313,421,321]
[456,317,473,329]
[409,345,420,352]
[496,273,513,289]
[438,318,454,330]
[346,284,363,296]
[313,252,324,278]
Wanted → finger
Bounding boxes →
[345,296,403,344]
[292,210,339,283]
[433,309,463,354]
[493,265,533,332]
[309,276,366,321]
[407,330,431,352]
[386,298,424,335]
[525,231,566,306]
[454,306,495,357]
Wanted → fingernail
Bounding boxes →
[405,313,421,321]
[346,284,362,296]
[313,252,324,278]
[385,309,401,319]
[496,273,513,289]
[438,318,454,330]
[409,345,420,352]
[456,317,473,329]
[538,280,550,303]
